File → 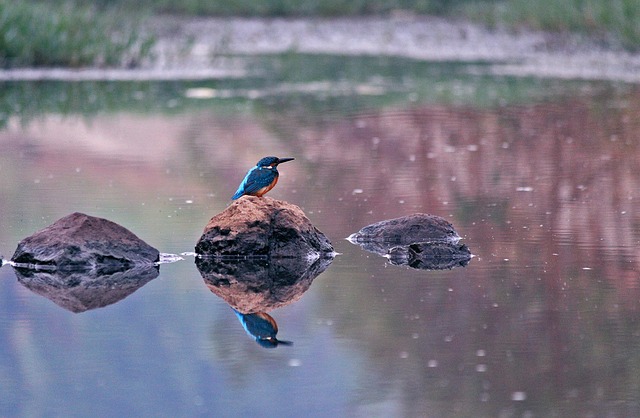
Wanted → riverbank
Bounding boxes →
[1,15,639,83]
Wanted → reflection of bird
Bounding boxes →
[232,156,294,200]
[233,309,293,348]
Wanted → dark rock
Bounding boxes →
[196,253,333,313]
[12,265,159,313]
[195,196,333,257]
[347,213,460,253]
[387,242,472,270]
[11,212,159,270]
[347,214,471,270]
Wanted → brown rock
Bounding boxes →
[195,196,333,256]
[11,212,159,269]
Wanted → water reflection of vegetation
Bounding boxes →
[0,54,626,128]
[1,61,640,416]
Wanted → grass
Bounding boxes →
[186,0,640,50]
[0,0,638,68]
[0,0,154,68]
[80,0,449,16]
[463,0,640,50]
[90,0,640,50]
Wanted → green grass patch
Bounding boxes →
[81,0,448,16]
[461,0,640,50]
[64,0,640,50]
[3,0,638,69]
[0,0,154,68]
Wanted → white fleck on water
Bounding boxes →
[288,359,302,367]
[184,87,217,99]
[158,253,185,264]
[511,391,527,401]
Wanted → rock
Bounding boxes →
[12,265,159,313]
[196,254,333,313]
[11,212,159,270]
[347,214,460,250]
[387,242,472,270]
[195,196,333,257]
[347,214,471,270]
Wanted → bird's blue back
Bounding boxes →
[232,164,278,200]
[233,310,278,340]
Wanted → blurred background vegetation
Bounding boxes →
[0,1,155,67]
[1,0,639,68]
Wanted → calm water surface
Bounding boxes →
[1,55,640,417]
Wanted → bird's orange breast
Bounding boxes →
[254,176,278,197]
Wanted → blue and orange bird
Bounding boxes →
[231,156,294,200]
[233,309,292,348]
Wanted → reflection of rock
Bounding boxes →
[11,212,159,270]
[233,310,292,348]
[387,242,471,270]
[348,214,471,270]
[13,265,159,313]
[196,254,332,313]
[195,196,333,257]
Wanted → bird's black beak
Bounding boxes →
[276,157,295,165]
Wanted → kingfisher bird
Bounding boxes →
[231,156,294,200]
[233,309,292,348]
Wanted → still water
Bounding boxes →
[1,55,639,417]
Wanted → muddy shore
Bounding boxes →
[1,16,639,83]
